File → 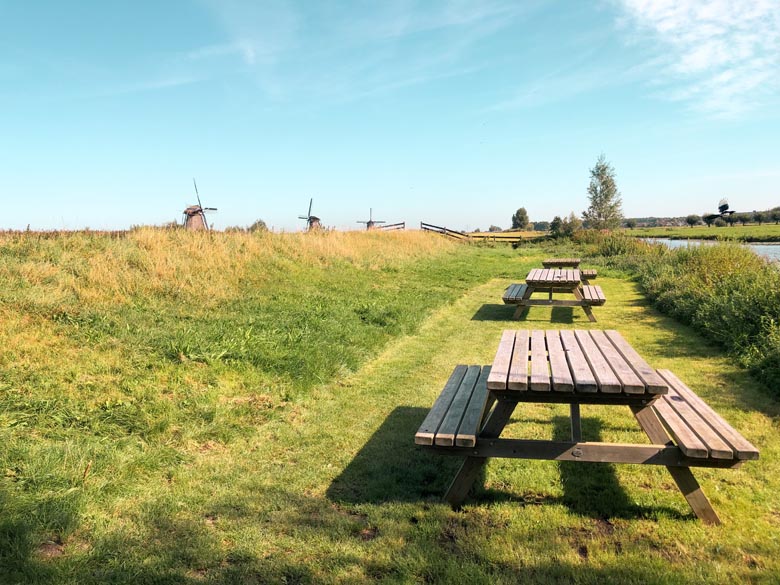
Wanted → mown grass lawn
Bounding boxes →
[1,231,778,584]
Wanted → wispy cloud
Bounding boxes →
[194,0,535,104]
[614,0,780,117]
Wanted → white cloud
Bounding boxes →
[615,0,780,116]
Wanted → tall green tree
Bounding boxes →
[511,207,529,230]
[582,155,623,230]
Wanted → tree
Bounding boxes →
[550,213,582,238]
[732,212,750,226]
[685,214,701,227]
[702,213,714,227]
[753,211,767,225]
[582,155,623,230]
[563,212,583,236]
[714,218,727,227]
[771,208,780,224]
[511,208,529,230]
[549,216,563,237]
[488,225,502,232]
[533,221,550,232]
[248,219,268,232]
[625,218,637,229]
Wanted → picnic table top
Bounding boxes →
[542,257,581,267]
[486,329,668,396]
[525,268,581,286]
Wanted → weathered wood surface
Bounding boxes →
[542,258,581,268]
[526,268,582,286]
[502,283,528,303]
[653,369,759,461]
[580,269,597,282]
[486,330,665,397]
[581,285,606,305]
[415,365,493,448]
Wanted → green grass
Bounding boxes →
[1,231,778,584]
[627,224,780,242]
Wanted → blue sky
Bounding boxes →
[2,0,778,231]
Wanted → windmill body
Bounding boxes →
[357,208,386,230]
[299,198,322,230]
[183,179,217,230]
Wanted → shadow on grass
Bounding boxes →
[327,407,463,504]
[470,303,514,321]
[470,304,578,324]
[516,306,579,324]
[328,407,686,521]
[551,415,688,521]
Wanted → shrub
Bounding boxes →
[590,239,780,395]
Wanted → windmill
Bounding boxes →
[183,178,217,230]
[298,198,322,230]
[357,208,386,230]
[703,198,736,224]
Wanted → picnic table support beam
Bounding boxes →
[631,405,721,525]
[444,400,516,506]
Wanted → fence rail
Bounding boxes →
[421,222,539,244]
[379,222,405,231]
[420,222,469,239]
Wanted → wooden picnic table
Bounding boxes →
[415,329,759,524]
[502,268,605,322]
[542,257,581,268]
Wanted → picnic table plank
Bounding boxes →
[487,330,516,390]
[455,366,492,447]
[559,329,598,392]
[414,365,468,445]
[662,385,734,459]
[508,330,530,390]
[435,366,481,446]
[530,330,550,391]
[546,330,574,392]
[587,329,645,394]
[652,399,709,458]
[658,369,759,460]
[573,330,622,393]
[605,330,668,393]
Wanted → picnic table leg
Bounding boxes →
[570,404,582,442]
[444,399,516,506]
[631,405,721,525]
[512,285,534,320]
[572,287,598,323]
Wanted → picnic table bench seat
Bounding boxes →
[649,369,759,461]
[502,283,528,304]
[580,269,597,281]
[580,285,606,305]
[415,365,491,448]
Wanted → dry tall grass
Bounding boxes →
[0,229,456,308]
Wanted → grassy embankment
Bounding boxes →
[627,224,780,242]
[1,229,778,584]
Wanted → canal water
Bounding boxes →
[645,238,780,262]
